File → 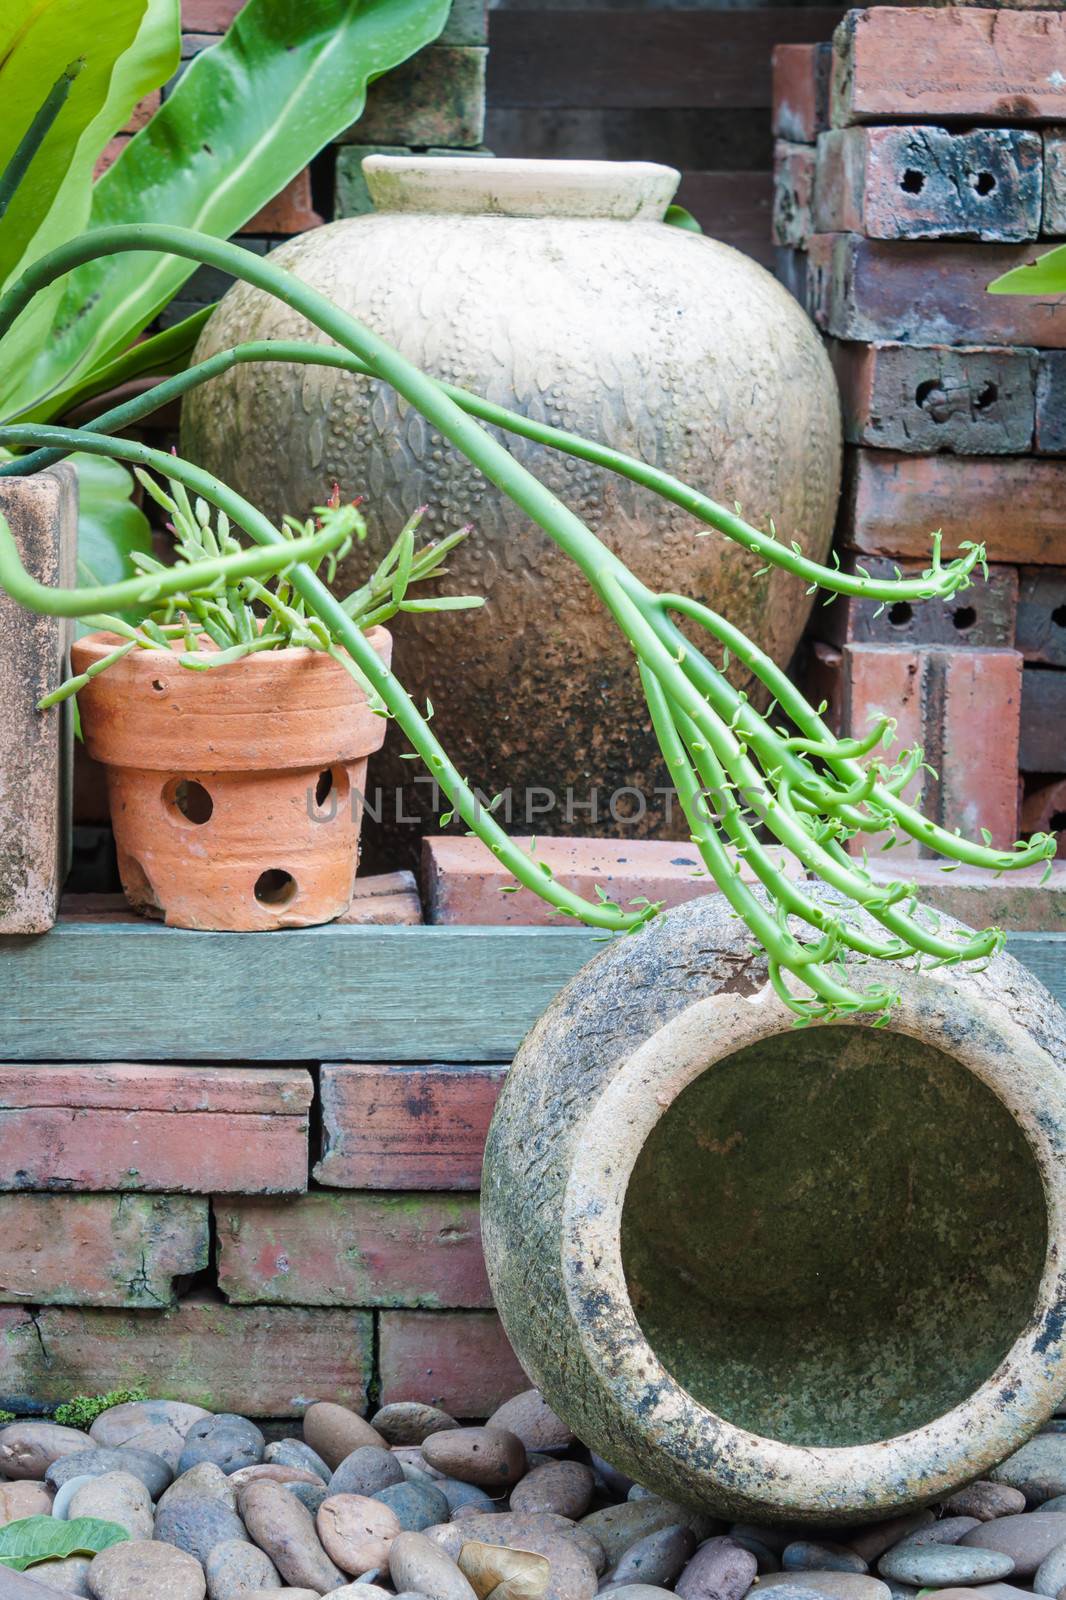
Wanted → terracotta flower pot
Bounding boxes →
[70,628,391,930]
[482,892,1066,1521]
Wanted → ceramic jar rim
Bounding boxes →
[362,156,682,222]
[560,973,1066,1517]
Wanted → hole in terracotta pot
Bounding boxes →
[164,778,214,826]
[315,768,334,807]
[255,869,297,906]
[118,853,162,915]
[151,679,167,694]
[620,1026,1046,1447]
[952,605,977,631]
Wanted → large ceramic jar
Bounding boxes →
[182,158,841,855]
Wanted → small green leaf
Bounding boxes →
[0,1516,129,1571]
[663,204,702,233]
[988,244,1066,296]
[72,453,153,627]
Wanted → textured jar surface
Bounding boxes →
[181,162,842,855]
[481,892,1066,1522]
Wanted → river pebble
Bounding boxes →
[1032,1540,1066,1598]
[265,1439,332,1483]
[582,1501,717,1567]
[303,1403,386,1468]
[943,1486,1029,1523]
[511,1461,596,1519]
[757,1571,891,1600]
[26,1556,94,1595]
[0,1422,92,1480]
[784,1544,869,1575]
[180,1416,265,1477]
[204,1537,283,1599]
[154,1494,250,1564]
[487,1391,575,1454]
[239,1477,346,1592]
[676,1537,758,1600]
[47,1446,173,1500]
[963,1515,1066,1577]
[608,1526,699,1589]
[87,1539,206,1600]
[159,1463,239,1515]
[389,1530,479,1600]
[371,1404,459,1447]
[91,1402,209,1450]
[422,1427,528,1491]
[0,1477,55,1522]
[69,1471,155,1541]
[329,1445,406,1498]
[375,1479,451,1531]
[995,1443,1066,1505]
[878,1544,1014,1586]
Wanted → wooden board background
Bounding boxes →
[1,921,1062,1061]
[485,3,845,264]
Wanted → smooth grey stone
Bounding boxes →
[370,1403,458,1447]
[676,1536,757,1600]
[897,1518,982,1548]
[1033,1540,1066,1598]
[945,1485,1028,1523]
[732,1525,792,1557]
[285,1480,330,1515]
[879,1546,1013,1586]
[964,1515,1066,1578]
[158,1463,237,1515]
[179,1415,265,1477]
[67,1473,154,1542]
[375,1480,450,1531]
[264,1438,330,1484]
[436,1475,496,1516]
[329,1444,405,1498]
[154,1496,249,1564]
[609,1525,697,1588]
[627,1486,656,1502]
[758,1574,890,1600]
[591,1454,635,1500]
[51,1474,99,1520]
[1042,1499,1066,1514]
[204,1537,282,1599]
[1043,1424,1066,1435]
[785,1544,868,1575]
[602,1589,679,1600]
[882,1584,917,1600]
[994,1440,1066,1504]
[46,1446,172,1500]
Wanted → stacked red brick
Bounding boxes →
[773,8,1066,856]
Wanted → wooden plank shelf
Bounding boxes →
[0,919,1063,1063]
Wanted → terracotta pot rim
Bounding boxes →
[559,967,1066,1516]
[73,624,390,669]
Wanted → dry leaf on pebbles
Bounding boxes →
[459,1538,551,1600]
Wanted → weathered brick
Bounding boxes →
[93,134,130,179]
[815,126,1043,241]
[826,645,1023,854]
[124,89,160,133]
[0,468,76,933]
[313,1062,505,1190]
[774,245,809,308]
[246,168,322,237]
[1036,352,1066,453]
[772,42,831,145]
[421,836,761,925]
[832,9,1066,127]
[0,1194,207,1308]
[0,1299,373,1417]
[1022,781,1066,851]
[339,868,422,924]
[315,1063,506,1190]
[867,858,1066,927]
[841,449,1066,564]
[829,341,1037,455]
[0,1065,312,1193]
[1017,567,1066,666]
[807,234,1066,347]
[215,1193,491,1308]
[343,46,486,148]
[378,1311,528,1416]
[817,555,1018,650]
[1044,129,1066,235]
[773,140,815,248]
[1020,667,1066,771]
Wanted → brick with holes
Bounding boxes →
[1044,128,1066,236]
[1021,668,1066,771]
[1017,568,1066,666]
[828,341,1037,455]
[814,126,1043,241]
[1022,779,1066,853]
[816,555,1018,650]
[1036,353,1066,454]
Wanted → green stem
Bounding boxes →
[0,60,84,224]
[3,336,982,603]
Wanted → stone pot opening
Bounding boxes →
[620,1023,1047,1449]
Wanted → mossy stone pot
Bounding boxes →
[181,157,841,853]
[481,893,1066,1522]
[71,628,391,930]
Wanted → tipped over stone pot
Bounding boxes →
[481,893,1066,1523]
[181,156,841,858]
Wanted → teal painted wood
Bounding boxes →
[0,922,1062,1062]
